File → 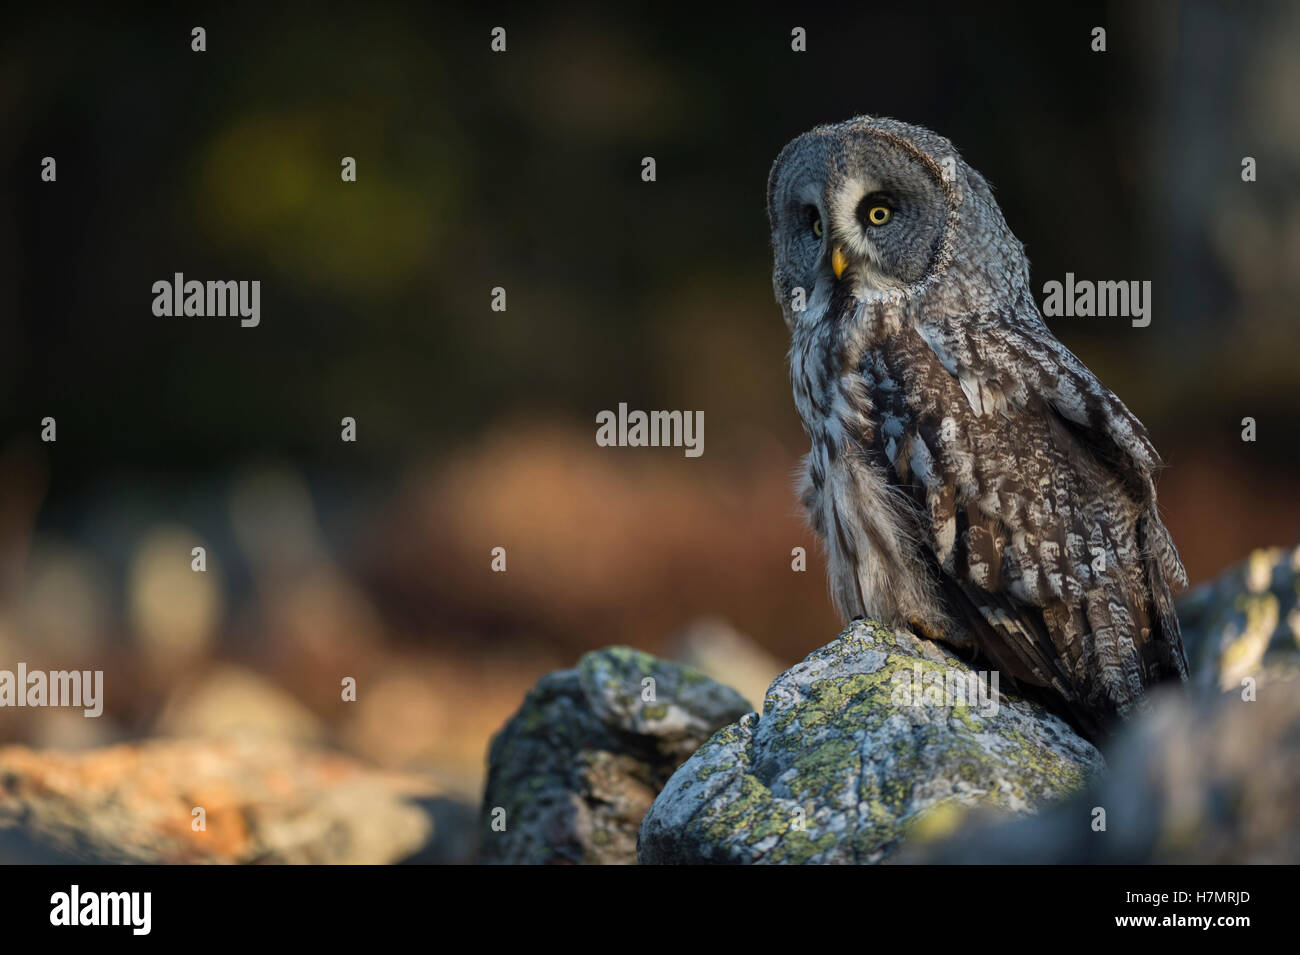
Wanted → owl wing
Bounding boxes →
[885,296,1187,730]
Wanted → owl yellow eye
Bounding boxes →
[866,205,892,226]
[812,217,823,238]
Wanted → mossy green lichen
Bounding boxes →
[639,619,1104,865]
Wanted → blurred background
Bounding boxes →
[1,1,1298,803]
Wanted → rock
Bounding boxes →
[128,524,223,671]
[479,646,753,864]
[669,616,786,715]
[1178,543,1300,691]
[899,680,1300,863]
[155,664,323,743]
[638,620,1102,864]
[898,546,1300,864]
[0,738,441,864]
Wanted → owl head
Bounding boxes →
[767,116,1025,329]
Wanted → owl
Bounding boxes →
[767,116,1187,738]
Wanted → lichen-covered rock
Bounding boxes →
[895,548,1300,864]
[479,646,753,864]
[899,679,1300,863]
[637,620,1102,864]
[1177,544,1300,691]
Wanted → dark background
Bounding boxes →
[1,1,1297,792]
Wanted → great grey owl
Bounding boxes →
[767,116,1187,737]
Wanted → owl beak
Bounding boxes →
[831,245,849,280]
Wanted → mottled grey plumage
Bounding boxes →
[767,116,1187,736]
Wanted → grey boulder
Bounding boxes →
[480,646,752,864]
[638,619,1102,864]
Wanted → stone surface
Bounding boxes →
[898,680,1300,863]
[900,546,1300,864]
[479,645,752,864]
[638,619,1102,864]
[0,738,443,864]
[1178,543,1300,691]
[154,664,324,743]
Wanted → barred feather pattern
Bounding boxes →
[770,116,1188,736]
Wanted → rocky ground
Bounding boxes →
[1,544,1296,864]
[479,646,751,864]
[491,544,1300,865]
[0,736,472,863]
[638,621,1102,864]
